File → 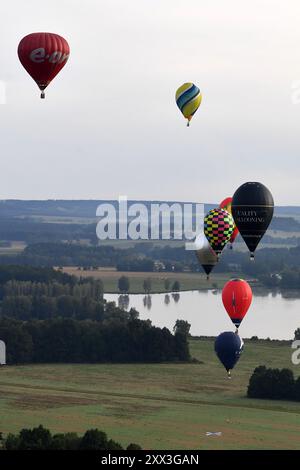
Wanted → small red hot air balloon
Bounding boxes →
[219,197,232,211]
[222,279,252,330]
[18,32,70,98]
[230,226,239,244]
[219,197,239,247]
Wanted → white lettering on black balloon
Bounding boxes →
[235,210,265,223]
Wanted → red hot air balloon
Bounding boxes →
[222,279,252,330]
[219,197,239,247]
[219,197,232,211]
[230,226,239,244]
[18,32,70,98]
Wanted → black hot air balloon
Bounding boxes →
[214,331,244,378]
[231,182,274,259]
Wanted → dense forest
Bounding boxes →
[0,266,190,364]
[0,317,190,364]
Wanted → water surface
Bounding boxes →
[104,290,300,340]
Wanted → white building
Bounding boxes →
[0,341,6,365]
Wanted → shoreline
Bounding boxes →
[103,286,300,296]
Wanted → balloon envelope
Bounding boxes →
[230,226,239,244]
[195,234,218,276]
[231,182,274,257]
[204,208,235,255]
[18,32,70,97]
[215,332,244,373]
[219,197,239,245]
[219,197,233,214]
[175,83,202,125]
[222,279,252,328]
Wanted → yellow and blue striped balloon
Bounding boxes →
[175,83,202,126]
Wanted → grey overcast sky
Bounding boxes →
[1,0,300,204]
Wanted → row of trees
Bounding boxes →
[258,269,300,290]
[1,242,300,280]
[0,275,105,321]
[1,294,106,321]
[2,279,103,299]
[0,316,190,364]
[247,366,300,401]
[1,425,141,450]
[0,280,180,320]
[118,276,181,294]
[0,265,191,365]
[0,265,74,286]
[0,266,106,321]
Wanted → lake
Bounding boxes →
[104,290,300,340]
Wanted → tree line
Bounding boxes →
[7,242,300,271]
[118,276,181,294]
[0,265,74,286]
[0,265,190,364]
[0,316,190,364]
[0,267,105,321]
[0,278,104,321]
[1,244,300,288]
[1,293,105,321]
[1,425,141,450]
[2,278,103,299]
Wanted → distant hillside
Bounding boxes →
[0,200,299,219]
[0,200,298,245]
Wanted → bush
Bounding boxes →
[127,443,143,450]
[247,366,296,401]
[118,276,130,294]
[5,425,51,450]
[79,429,110,450]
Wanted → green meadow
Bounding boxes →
[0,339,299,450]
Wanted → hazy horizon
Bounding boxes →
[0,198,299,210]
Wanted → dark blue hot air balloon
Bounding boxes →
[214,331,244,377]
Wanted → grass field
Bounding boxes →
[62,267,244,293]
[0,339,299,449]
